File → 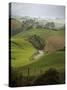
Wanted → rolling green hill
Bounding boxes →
[10,18,23,36]
[11,28,65,68]
[11,28,65,86]
[18,51,65,76]
[13,28,64,39]
[11,18,22,30]
[12,28,64,52]
[11,38,36,67]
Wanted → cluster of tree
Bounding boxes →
[34,68,61,85]
[28,35,45,50]
[10,17,65,36]
[22,19,34,31]
[44,22,55,29]
[21,20,58,30]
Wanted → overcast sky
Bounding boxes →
[11,2,65,19]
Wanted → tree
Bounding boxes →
[44,22,55,29]
[21,19,34,31]
[28,35,45,50]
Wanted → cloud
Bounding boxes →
[11,2,65,18]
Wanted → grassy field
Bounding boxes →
[17,51,65,76]
[11,28,65,68]
[10,28,65,86]
[11,38,36,67]
[13,28,64,39]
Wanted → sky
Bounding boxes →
[11,2,65,19]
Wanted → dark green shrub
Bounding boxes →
[28,35,45,50]
[34,68,61,85]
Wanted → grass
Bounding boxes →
[12,28,64,40]
[11,38,36,67]
[10,28,65,86]
[17,51,65,76]
[11,28,65,75]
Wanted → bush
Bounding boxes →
[34,68,61,85]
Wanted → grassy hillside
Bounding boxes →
[13,28,64,39]
[11,18,22,30]
[12,28,64,52]
[11,38,36,67]
[10,28,65,86]
[11,28,65,76]
[17,51,65,76]
[10,18,23,36]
